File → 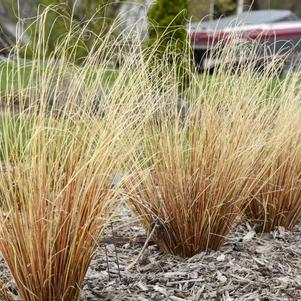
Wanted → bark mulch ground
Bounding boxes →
[82,207,301,301]
[1,207,301,301]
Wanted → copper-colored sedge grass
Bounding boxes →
[247,97,301,232]
[125,70,278,257]
[124,37,297,257]
[0,7,163,300]
[0,114,128,300]
[205,38,301,233]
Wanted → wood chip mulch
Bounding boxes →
[1,207,300,301]
[82,208,301,301]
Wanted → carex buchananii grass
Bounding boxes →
[125,59,282,257]
[0,115,124,301]
[247,87,301,232]
[1,5,301,297]
[0,6,163,301]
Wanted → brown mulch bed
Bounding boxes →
[1,207,301,301]
[81,207,301,301]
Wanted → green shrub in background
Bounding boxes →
[24,0,125,62]
[37,1,71,55]
[147,0,191,93]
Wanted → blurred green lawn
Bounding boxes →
[0,60,33,92]
[0,58,287,104]
[0,60,119,93]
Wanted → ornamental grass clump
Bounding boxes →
[125,84,276,257]
[247,94,301,232]
[0,7,161,300]
[0,119,120,300]
[124,36,292,257]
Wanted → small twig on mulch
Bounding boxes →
[126,224,157,271]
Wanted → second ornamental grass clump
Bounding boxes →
[126,95,272,257]
[126,40,301,256]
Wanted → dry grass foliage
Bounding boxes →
[126,90,274,257]
[0,7,162,300]
[247,97,301,232]
[0,7,301,299]
[0,117,121,301]
[125,40,301,256]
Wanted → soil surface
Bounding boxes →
[82,208,301,301]
[1,207,301,301]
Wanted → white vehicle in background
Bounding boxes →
[189,10,301,72]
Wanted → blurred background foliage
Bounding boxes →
[0,0,301,61]
[0,0,301,21]
[2,1,301,25]
[0,0,137,61]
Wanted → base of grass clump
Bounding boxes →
[247,190,301,233]
[128,190,241,257]
[2,206,301,300]
[246,209,293,234]
[83,207,301,300]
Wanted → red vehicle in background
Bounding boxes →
[189,10,301,72]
